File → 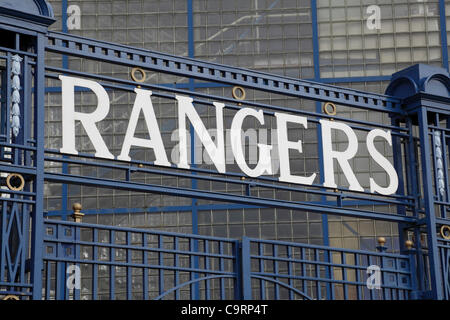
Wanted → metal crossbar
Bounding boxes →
[45,31,403,114]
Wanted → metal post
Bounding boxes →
[240,237,252,299]
[418,108,444,300]
[31,33,46,300]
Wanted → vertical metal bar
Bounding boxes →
[355,253,362,300]
[273,244,279,299]
[31,33,45,299]
[259,242,265,299]
[418,108,444,300]
[158,235,164,297]
[189,238,195,299]
[74,225,80,300]
[110,230,115,299]
[61,0,69,221]
[391,117,408,254]
[219,241,225,299]
[188,0,200,298]
[45,261,51,300]
[174,237,179,300]
[233,239,242,299]
[301,247,307,297]
[126,232,132,300]
[439,0,449,71]
[241,237,252,300]
[314,249,321,300]
[341,252,348,300]
[312,0,331,295]
[204,240,210,300]
[328,249,335,300]
[287,246,294,300]
[142,233,148,300]
[92,228,98,300]
[408,251,418,300]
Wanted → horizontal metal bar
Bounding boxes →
[46,31,403,114]
[44,199,405,216]
[0,282,33,288]
[42,257,235,276]
[43,219,237,243]
[0,163,36,175]
[249,254,411,274]
[43,238,235,260]
[0,45,37,57]
[248,237,410,258]
[45,203,260,216]
[44,172,418,223]
[251,272,412,291]
[44,153,414,205]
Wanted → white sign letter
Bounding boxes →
[367,129,398,195]
[231,108,272,177]
[320,120,363,192]
[118,88,170,166]
[276,113,316,185]
[176,95,225,173]
[59,75,114,159]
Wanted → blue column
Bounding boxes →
[61,0,68,220]
[439,0,449,71]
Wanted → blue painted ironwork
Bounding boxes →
[0,0,450,300]
[241,237,413,300]
[438,238,450,299]
[42,220,239,300]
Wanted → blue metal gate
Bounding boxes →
[0,0,449,300]
[40,219,414,300]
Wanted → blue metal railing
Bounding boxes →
[242,237,414,300]
[41,220,414,300]
[42,219,239,300]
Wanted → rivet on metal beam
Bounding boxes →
[6,173,25,191]
[440,225,450,240]
[72,203,84,223]
[232,86,246,105]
